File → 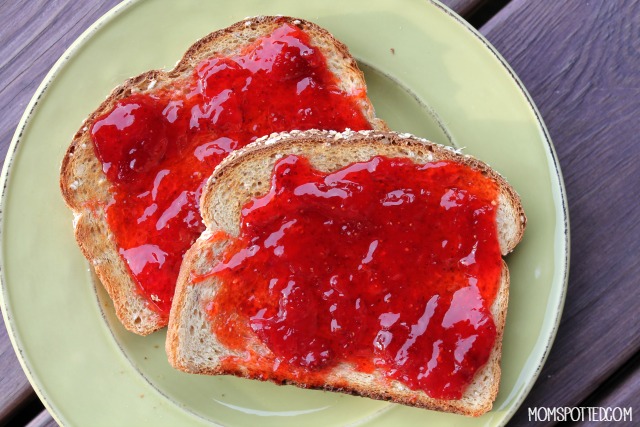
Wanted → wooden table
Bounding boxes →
[1,1,638,425]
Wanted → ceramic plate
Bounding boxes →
[0,0,568,425]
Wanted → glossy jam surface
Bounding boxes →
[201,155,502,399]
[89,23,372,315]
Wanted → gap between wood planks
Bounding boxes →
[465,0,512,28]
[2,397,45,427]
[567,349,640,426]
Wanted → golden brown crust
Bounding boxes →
[202,130,526,253]
[167,131,526,416]
[60,17,386,335]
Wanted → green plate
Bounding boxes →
[0,0,569,425]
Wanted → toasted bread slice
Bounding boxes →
[166,130,526,416]
[60,16,386,335]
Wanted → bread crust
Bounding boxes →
[59,17,386,335]
[202,130,525,253]
[166,130,526,416]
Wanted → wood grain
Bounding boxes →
[0,0,484,425]
[441,0,488,17]
[26,411,58,427]
[578,361,640,426]
[0,322,36,422]
[481,1,640,426]
[0,1,121,425]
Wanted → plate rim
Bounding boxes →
[429,1,571,422]
[0,0,570,425]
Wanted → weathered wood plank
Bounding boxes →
[0,0,121,424]
[577,359,640,426]
[26,411,59,427]
[0,321,35,422]
[441,0,488,17]
[480,1,640,426]
[0,0,121,163]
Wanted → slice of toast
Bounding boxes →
[166,130,526,416]
[59,16,386,335]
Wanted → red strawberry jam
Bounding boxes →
[89,23,372,316]
[199,155,502,399]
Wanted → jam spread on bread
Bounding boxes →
[89,24,372,316]
[199,155,502,399]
